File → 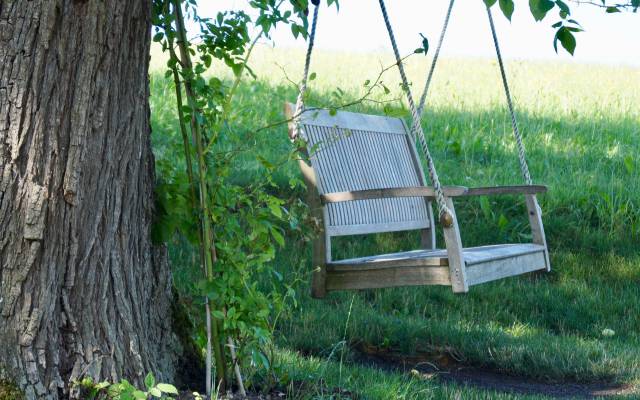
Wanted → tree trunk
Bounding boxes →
[0,1,179,398]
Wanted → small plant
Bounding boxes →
[0,380,24,400]
[75,373,179,400]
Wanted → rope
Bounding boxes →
[417,0,455,117]
[291,4,320,140]
[486,7,533,185]
[378,0,452,222]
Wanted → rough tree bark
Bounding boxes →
[0,1,180,398]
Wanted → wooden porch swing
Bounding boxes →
[286,0,550,298]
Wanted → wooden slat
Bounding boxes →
[463,185,547,196]
[466,250,547,286]
[325,265,451,291]
[328,243,544,269]
[525,194,551,271]
[328,248,448,270]
[300,108,407,134]
[320,186,469,204]
[324,243,547,291]
[326,220,430,236]
[462,243,545,265]
[443,197,468,293]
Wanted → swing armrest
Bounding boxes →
[319,186,469,204]
[319,185,546,204]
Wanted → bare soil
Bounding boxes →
[355,343,635,399]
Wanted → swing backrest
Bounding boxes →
[298,108,433,237]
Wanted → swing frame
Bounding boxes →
[286,104,549,298]
[287,0,551,298]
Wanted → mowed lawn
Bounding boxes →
[150,46,640,399]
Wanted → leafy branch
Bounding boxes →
[256,53,412,134]
[569,0,639,11]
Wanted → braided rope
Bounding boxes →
[486,7,533,185]
[417,0,456,117]
[291,4,320,140]
[378,0,451,221]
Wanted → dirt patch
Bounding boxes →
[355,344,635,399]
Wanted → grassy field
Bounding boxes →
[150,46,640,399]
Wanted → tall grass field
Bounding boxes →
[150,46,640,399]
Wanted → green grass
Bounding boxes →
[150,45,640,398]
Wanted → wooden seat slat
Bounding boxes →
[328,243,545,270]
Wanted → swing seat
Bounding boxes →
[286,104,550,298]
[326,243,547,291]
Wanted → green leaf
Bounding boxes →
[499,0,515,20]
[257,155,275,171]
[479,197,494,220]
[529,0,554,21]
[211,310,225,319]
[268,202,283,218]
[133,390,147,400]
[121,393,135,400]
[498,214,509,230]
[555,0,570,15]
[484,0,498,7]
[153,32,164,42]
[554,26,576,55]
[144,373,155,390]
[419,33,429,55]
[624,155,634,174]
[157,383,179,395]
[202,54,212,68]
[231,62,243,77]
[149,387,162,398]
[606,6,620,12]
[271,228,285,247]
[309,72,316,81]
